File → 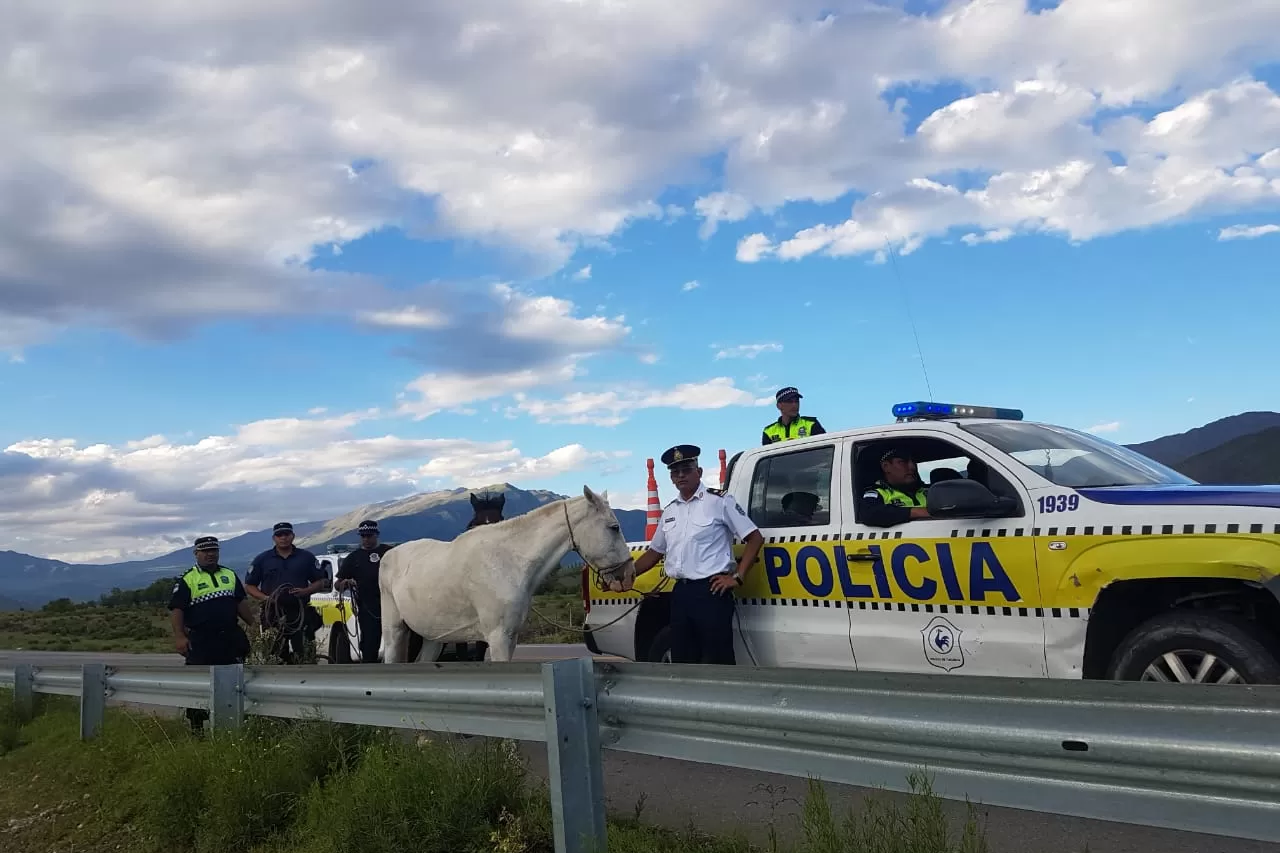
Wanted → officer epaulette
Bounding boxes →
[707,488,726,496]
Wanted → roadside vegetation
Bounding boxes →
[0,571,589,654]
[0,690,991,853]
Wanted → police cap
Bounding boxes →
[880,447,914,463]
[775,386,802,403]
[272,522,294,535]
[357,519,379,535]
[660,444,701,469]
[193,535,220,552]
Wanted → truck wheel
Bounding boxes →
[328,625,353,664]
[1106,611,1280,685]
[645,626,673,663]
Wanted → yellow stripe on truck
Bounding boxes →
[591,529,1280,614]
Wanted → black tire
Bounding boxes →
[328,625,353,664]
[1106,611,1280,685]
[645,625,673,663]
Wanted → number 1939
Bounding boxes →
[1038,494,1080,513]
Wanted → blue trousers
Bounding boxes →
[669,576,736,665]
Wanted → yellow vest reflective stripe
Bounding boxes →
[875,484,928,508]
[183,566,238,605]
[764,417,819,442]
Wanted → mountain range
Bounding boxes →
[0,484,647,608]
[2,410,1278,608]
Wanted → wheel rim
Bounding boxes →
[1141,650,1243,684]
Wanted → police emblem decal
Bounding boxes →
[921,616,964,672]
[369,552,379,563]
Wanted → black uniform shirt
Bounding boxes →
[246,546,327,599]
[337,544,393,606]
[168,566,246,632]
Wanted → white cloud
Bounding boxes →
[357,306,449,330]
[714,342,783,360]
[398,361,582,420]
[512,377,771,427]
[682,280,701,292]
[1218,223,1280,240]
[573,264,592,280]
[763,78,1280,263]
[1086,421,1122,434]
[736,233,776,263]
[6,0,1280,347]
[961,228,1015,245]
[694,191,754,239]
[1,412,623,562]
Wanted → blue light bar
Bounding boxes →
[892,401,1024,421]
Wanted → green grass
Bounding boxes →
[0,603,172,653]
[0,689,991,853]
[0,592,588,653]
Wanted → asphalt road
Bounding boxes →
[2,647,1275,853]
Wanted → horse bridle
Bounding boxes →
[563,501,632,589]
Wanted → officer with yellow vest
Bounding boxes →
[860,448,932,527]
[761,386,826,445]
[168,535,256,731]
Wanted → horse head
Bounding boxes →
[467,492,506,529]
[572,486,636,592]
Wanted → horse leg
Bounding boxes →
[483,625,518,663]
[380,589,408,664]
[412,639,443,663]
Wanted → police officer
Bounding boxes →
[762,386,826,445]
[168,536,255,731]
[629,444,764,664]
[334,519,392,663]
[244,522,329,664]
[860,448,932,527]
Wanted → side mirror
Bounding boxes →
[926,479,1017,519]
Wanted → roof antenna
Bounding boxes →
[884,237,934,400]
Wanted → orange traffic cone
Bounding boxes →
[645,458,662,541]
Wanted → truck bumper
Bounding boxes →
[583,625,602,655]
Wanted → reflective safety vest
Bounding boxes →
[874,483,928,508]
[182,565,238,605]
[764,416,820,443]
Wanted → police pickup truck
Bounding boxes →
[582,401,1280,684]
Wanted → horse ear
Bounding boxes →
[582,485,601,507]
[470,493,480,508]
[496,493,506,507]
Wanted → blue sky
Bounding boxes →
[3,0,1279,561]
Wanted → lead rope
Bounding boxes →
[528,502,672,634]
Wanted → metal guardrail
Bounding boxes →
[3,659,1280,852]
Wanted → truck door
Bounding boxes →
[736,440,855,670]
[839,431,1047,678]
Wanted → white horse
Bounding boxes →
[377,486,635,664]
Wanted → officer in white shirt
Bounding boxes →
[629,444,765,664]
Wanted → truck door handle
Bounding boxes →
[847,551,878,563]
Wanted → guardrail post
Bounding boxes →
[13,664,34,722]
[542,657,607,853]
[210,664,244,732]
[80,664,106,740]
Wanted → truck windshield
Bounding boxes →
[959,422,1197,488]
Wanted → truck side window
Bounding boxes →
[747,445,835,528]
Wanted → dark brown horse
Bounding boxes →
[453,492,505,660]
[408,492,507,662]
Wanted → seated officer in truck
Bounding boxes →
[860,448,932,528]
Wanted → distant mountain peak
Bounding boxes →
[1127,411,1280,467]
